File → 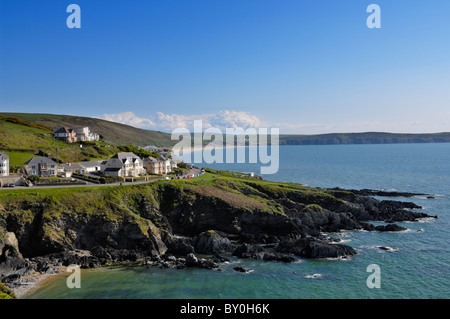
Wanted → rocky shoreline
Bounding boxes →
[0,173,438,298]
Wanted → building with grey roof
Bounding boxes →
[100,152,145,177]
[23,157,59,177]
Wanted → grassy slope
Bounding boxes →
[0,118,118,165]
[3,113,449,148]
[0,169,343,216]
[0,169,350,259]
[0,113,174,148]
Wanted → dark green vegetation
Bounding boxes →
[0,113,175,148]
[0,282,16,299]
[117,145,159,158]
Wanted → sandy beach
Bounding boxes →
[12,267,66,299]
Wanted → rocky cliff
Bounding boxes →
[0,169,436,292]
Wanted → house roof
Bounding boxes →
[54,127,75,134]
[144,145,159,151]
[60,163,84,171]
[110,152,142,164]
[157,156,169,162]
[144,156,170,164]
[54,127,65,133]
[0,152,9,159]
[24,157,58,166]
[112,152,139,159]
[78,161,101,168]
[144,157,158,163]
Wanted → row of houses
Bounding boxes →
[99,152,177,177]
[53,126,100,143]
[0,152,177,180]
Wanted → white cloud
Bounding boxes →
[97,110,268,132]
[97,111,156,128]
[96,110,450,135]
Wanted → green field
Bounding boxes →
[0,117,119,165]
[0,112,175,148]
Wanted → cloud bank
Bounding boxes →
[97,110,450,134]
[97,110,266,132]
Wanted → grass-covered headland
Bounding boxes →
[0,169,435,296]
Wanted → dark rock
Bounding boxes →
[211,253,230,263]
[262,252,297,263]
[388,210,434,222]
[2,273,21,284]
[232,244,264,259]
[185,253,199,267]
[193,231,235,254]
[164,255,177,262]
[277,238,356,259]
[377,246,397,251]
[150,254,161,262]
[374,224,407,232]
[164,236,195,256]
[233,266,248,273]
[342,188,431,198]
[0,256,28,280]
[198,259,220,270]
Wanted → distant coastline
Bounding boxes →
[277,132,450,146]
[3,113,450,149]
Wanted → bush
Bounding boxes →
[28,175,41,183]
[99,176,123,184]
[177,162,189,169]
[0,283,17,299]
[117,145,159,159]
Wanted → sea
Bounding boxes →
[26,143,450,299]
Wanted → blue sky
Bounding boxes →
[1,0,450,133]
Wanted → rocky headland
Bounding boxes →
[0,169,437,298]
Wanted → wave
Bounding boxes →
[304,273,327,279]
[417,217,437,224]
[361,245,399,252]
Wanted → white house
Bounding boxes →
[143,156,172,175]
[78,160,102,173]
[0,152,9,176]
[74,127,100,142]
[101,152,145,177]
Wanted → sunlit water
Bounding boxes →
[28,144,450,299]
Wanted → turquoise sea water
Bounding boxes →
[27,144,450,299]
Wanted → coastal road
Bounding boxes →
[0,168,202,191]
